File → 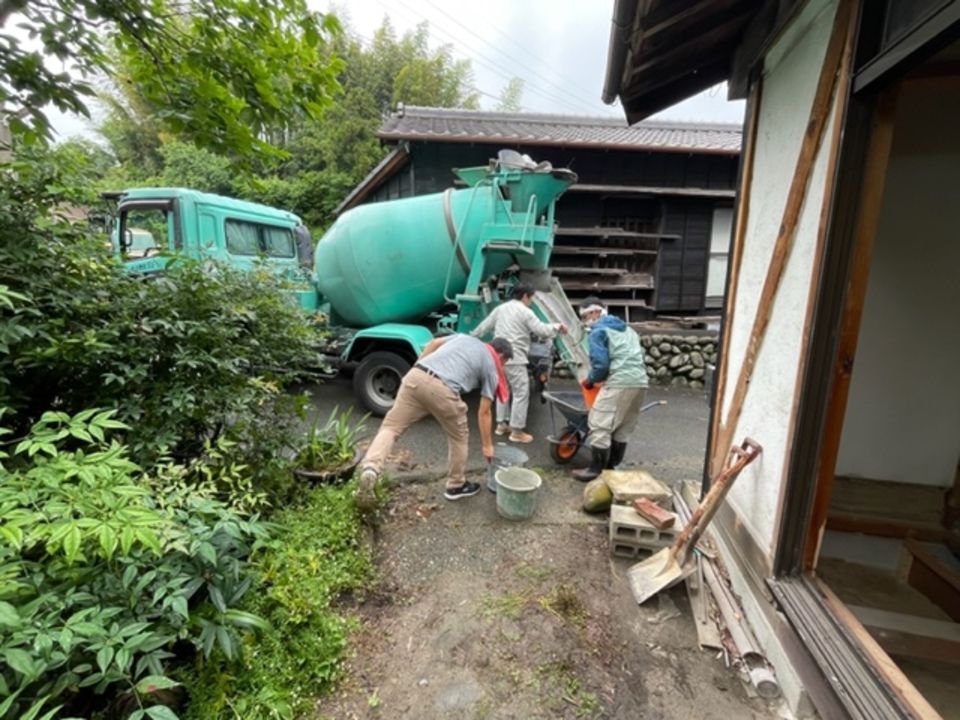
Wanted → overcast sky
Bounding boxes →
[318,0,745,122]
[48,0,745,141]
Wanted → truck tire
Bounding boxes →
[353,352,411,417]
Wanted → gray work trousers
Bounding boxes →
[496,362,531,430]
[586,385,647,450]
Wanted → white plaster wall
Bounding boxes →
[835,81,960,487]
[720,0,839,551]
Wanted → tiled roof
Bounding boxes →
[377,105,741,154]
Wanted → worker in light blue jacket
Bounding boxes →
[573,297,649,481]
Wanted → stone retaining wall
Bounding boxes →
[640,333,718,388]
[555,331,719,389]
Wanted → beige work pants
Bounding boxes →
[361,368,469,489]
[585,385,646,450]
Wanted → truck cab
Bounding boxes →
[109,188,316,309]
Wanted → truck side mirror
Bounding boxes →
[121,229,133,252]
[295,225,313,269]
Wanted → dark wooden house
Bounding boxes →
[337,105,741,320]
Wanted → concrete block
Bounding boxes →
[609,503,678,555]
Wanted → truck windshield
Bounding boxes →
[119,205,177,258]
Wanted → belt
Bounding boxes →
[414,364,440,379]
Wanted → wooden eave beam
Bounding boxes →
[640,0,727,37]
[629,11,751,78]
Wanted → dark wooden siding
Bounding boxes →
[360,140,738,317]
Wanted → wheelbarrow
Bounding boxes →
[542,389,665,465]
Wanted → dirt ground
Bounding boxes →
[314,466,788,720]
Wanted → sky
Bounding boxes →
[47,0,745,141]
[319,0,745,122]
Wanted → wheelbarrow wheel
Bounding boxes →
[550,425,582,464]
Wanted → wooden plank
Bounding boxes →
[551,267,627,277]
[800,77,908,574]
[550,247,658,257]
[944,457,960,527]
[825,513,950,543]
[827,475,945,526]
[716,0,855,463]
[554,227,679,240]
[850,605,960,665]
[567,184,736,199]
[905,540,960,622]
[816,579,945,720]
[706,64,760,478]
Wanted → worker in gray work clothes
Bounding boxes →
[573,297,649,482]
[355,334,513,508]
[470,282,566,443]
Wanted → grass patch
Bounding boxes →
[183,480,374,719]
[537,661,603,719]
[539,582,590,627]
[479,590,529,620]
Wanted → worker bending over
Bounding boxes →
[356,334,513,508]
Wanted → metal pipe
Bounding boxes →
[673,488,782,700]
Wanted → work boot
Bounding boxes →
[572,447,610,482]
[607,441,627,469]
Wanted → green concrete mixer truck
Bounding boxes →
[109,150,588,415]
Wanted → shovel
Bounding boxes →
[627,437,762,605]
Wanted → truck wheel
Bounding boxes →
[353,352,411,417]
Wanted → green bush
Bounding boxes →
[0,148,318,491]
[183,482,373,719]
[0,411,272,720]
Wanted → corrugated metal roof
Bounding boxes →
[377,105,742,154]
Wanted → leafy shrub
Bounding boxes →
[0,148,319,493]
[293,406,368,472]
[183,482,373,719]
[0,411,272,720]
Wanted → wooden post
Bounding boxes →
[801,87,898,571]
[716,0,855,458]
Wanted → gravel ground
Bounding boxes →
[303,377,789,720]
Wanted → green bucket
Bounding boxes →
[494,467,542,521]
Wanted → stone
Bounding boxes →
[677,364,694,374]
[658,342,672,353]
[601,469,671,506]
[690,351,704,368]
[656,366,669,377]
[648,346,661,359]
[690,368,705,379]
[582,477,613,513]
[668,354,684,369]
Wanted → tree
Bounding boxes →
[0,0,342,157]
[496,77,525,112]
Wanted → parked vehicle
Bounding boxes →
[107,151,588,415]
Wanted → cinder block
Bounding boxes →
[609,503,678,555]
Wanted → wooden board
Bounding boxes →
[849,605,960,665]
[904,540,960,622]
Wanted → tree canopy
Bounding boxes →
[0,0,342,156]
[93,17,483,230]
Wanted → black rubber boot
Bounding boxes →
[607,441,627,469]
[572,447,609,482]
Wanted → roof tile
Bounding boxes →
[377,105,741,153]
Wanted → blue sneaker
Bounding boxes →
[444,481,481,501]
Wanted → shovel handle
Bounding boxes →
[669,437,762,561]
